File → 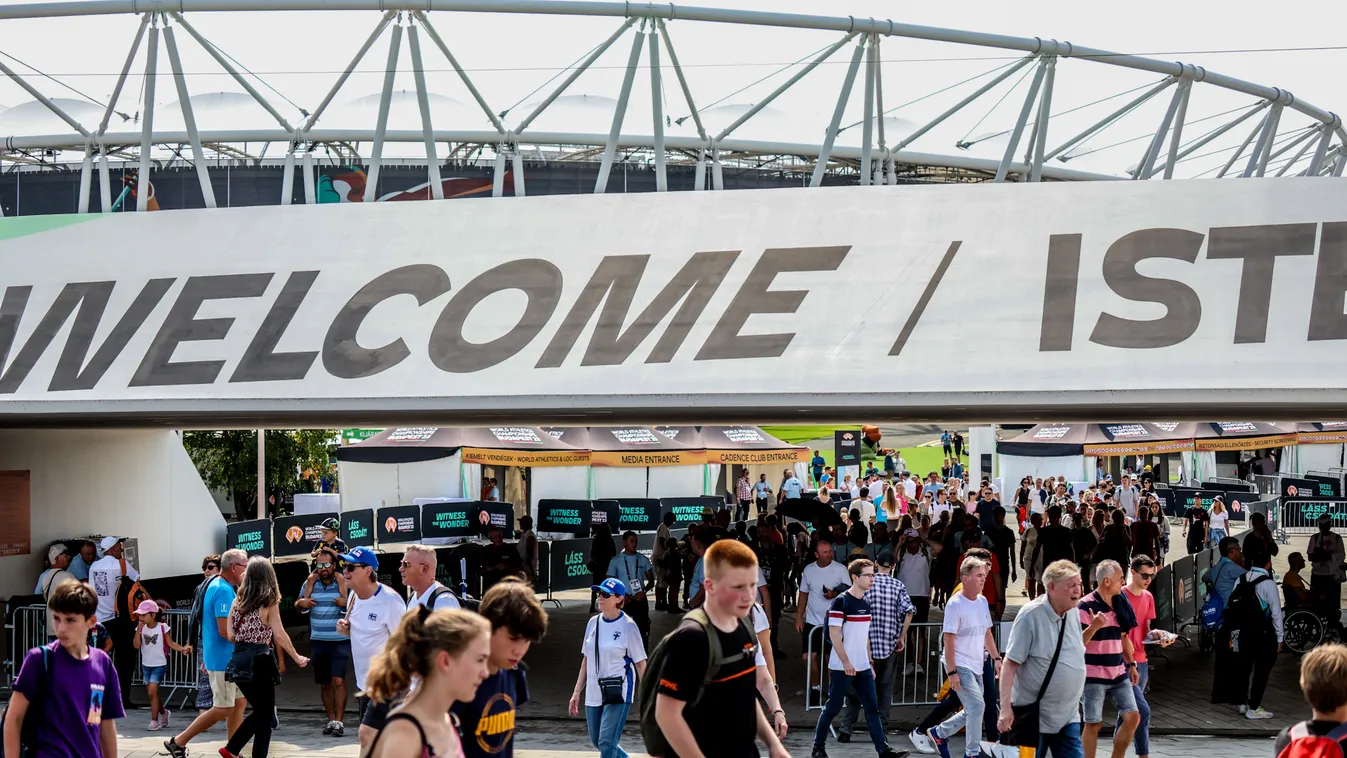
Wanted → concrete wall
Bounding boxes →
[0,429,225,599]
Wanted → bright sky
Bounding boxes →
[0,0,1342,177]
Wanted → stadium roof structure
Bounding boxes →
[0,0,1343,212]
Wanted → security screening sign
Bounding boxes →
[4,180,1347,422]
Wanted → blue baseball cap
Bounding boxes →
[339,546,379,570]
[592,577,628,596]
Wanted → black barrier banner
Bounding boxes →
[1281,498,1347,529]
[275,561,311,629]
[1283,476,1318,499]
[538,540,552,593]
[343,509,375,548]
[1310,475,1343,498]
[273,512,339,558]
[660,497,718,527]
[473,501,515,535]
[1152,563,1175,632]
[550,537,595,591]
[227,519,272,558]
[1171,554,1197,627]
[377,505,422,544]
[835,429,861,468]
[1193,547,1214,625]
[591,500,620,531]
[421,501,476,538]
[1171,488,1247,521]
[615,499,662,532]
[538,499,592,536]
[1153,489,1175,517]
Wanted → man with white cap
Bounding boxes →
[89,535,139,709]
[38,543,77,640]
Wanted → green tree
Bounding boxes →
[182,430,337,519]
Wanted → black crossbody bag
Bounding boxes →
[1002,613,1068,747]
[594,620,630,705]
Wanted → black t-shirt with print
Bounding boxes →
[1185,507,1208,550]
[655,620,759,758]
[452,666,529,758]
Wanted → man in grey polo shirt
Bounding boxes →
[998,559,1090,758]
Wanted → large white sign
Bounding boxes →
[1,179,1346,421]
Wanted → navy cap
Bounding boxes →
[592,577,629,596]
[339,546,379,570]
[320,518,340,531]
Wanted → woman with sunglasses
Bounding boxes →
[569,578,648,758]
[1121,554,1174,758]
[188,555,221,715]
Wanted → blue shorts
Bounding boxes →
[1082,678,1137,723]
[142,665,167,684]
[310,639,351,685]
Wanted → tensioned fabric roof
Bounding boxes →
[655,425,808,465]
[541,426,704,467]
[335,426,589,466]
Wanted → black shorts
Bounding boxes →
[359,696,392,731]
[801,624,832,657]
[309,639,351,685]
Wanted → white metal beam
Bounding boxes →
[302,149,316,203]
[859,33,876,185]
[169,12,295,134]
[1028,56,1055,182]
[1307,124,1335,177]
[301,11,395,134]
[137,19,159,211]
[1147,100,1268,178]
[364,18,403,203]
[648,24,667,192]
[162,16,217,207]
[895,55,1037,153]
[1244,102,1283,178]
[406,21,444,199]
[1136,77,1189,180]
[1160,79,1192,180]
[413,11,505,135]
[98,14,149,136]
[516,18,637,134]
[809,35,867,188]
[1219,108,1271,178]
[714,32,857,144]
[593,22,645,194]
[656,19,707,143]
[1047,77,1173,162]
[994,55,1048,182]
[873,39,886,186]
[0,59,91,138]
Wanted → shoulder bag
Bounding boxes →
[1001,612,1068,747]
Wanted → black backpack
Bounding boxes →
[427,585,480,613]
[0,645,52,758]
[1224,573,1274,642]
[638,609,756,758]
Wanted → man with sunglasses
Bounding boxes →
[296,551,352,736]
[1121,555,1171,758]
[334,546,407,751]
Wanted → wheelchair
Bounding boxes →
[1284,605,1343,654]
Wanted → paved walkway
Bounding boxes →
[116,714,1281,758]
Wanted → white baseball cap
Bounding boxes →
[99,536,123,551]
[47,543,69,563]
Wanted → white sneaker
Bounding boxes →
[1237,705,1247,714]
[904,663,916,675]
[147,718,162,731]
[915,663,926,676]
[910,729,936,754]
[1246,708,1274,720]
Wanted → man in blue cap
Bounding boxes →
[333,546,406,752]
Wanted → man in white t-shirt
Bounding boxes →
[38,544,78,639]
[901,472,918,501]
[895,529,933,675]
[336,547,407,751]
[926,556,1002,758]
[795,541,851,702]
[1117,475,1140,519]
[89,536,139,709]
[399,544,461,611]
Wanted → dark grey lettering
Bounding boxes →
[1039,234,1081,352]
[1088,228,1204,349]
[890,241,961,357]
[322,265,451,379]
[535,251,739,368]
[696,246,849,361]
[1207,223,1315,344]
[430,259,563,374]
[130,274,273,387]
[49,279,175,391]
[1309,222,1347,341]
[230,271,321,383]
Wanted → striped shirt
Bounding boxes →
[304,577,346,642]
[1077,590,1135,685]
[827,592,874,672]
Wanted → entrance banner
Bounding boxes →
[226,519,272,558]
[421,501,477,539]
[10,182,1347,422]
[342,509,375,548]
[273,512,339,558]
[1195,434,1298,451]
[377,505,422,544]
[537,499,592,536]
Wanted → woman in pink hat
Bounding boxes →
[133,598,193,731]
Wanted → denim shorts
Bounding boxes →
[142,664,167,684]
[1082,678,1137,723]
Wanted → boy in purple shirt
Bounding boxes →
[4,581,125,758]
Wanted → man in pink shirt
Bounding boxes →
[1120,555,1171,758]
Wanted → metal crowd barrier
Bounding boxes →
[5,606,199,705]
[804,621,950,710]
